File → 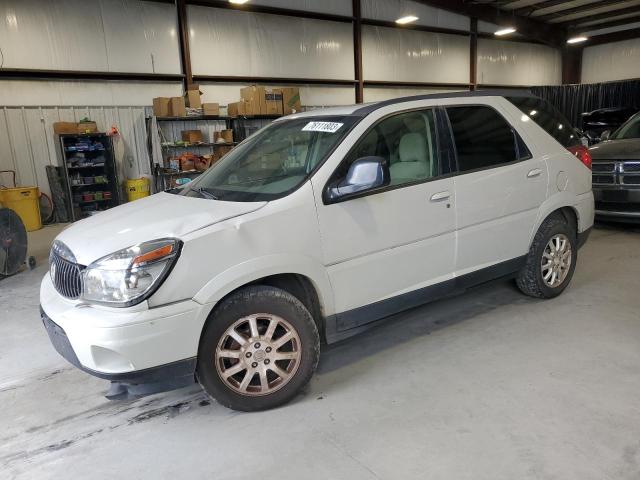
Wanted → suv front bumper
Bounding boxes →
[593,187,640,222]
[40,274,210,396]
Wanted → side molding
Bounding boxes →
[326,255,526,344]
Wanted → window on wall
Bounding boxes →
[339,109,439,187]
[446,106,523,172]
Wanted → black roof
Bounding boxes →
[354,89,535,116]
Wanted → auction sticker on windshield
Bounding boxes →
[302,121,344,133]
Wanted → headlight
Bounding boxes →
[81,238,181,307]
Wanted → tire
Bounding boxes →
[516,214,577,299]
[197,285,320,411]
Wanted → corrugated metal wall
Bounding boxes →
[0,106,151,196]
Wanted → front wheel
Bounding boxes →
[197,286,320,411]
[516,215,577,299]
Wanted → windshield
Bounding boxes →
[180,115,358,202]
[612,113,640,140]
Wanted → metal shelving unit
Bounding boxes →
[150,114,280,191]
[57,133,121,221]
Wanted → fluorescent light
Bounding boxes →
[567,36,588,44]
[529,110,537,116]
[495,27,516,36]
[229,0,249,4]
[396,15,419,24]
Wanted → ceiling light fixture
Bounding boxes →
[567,36,588,44]
[396,15,419,25]
[494,27,516,36]
[229,0,249,4]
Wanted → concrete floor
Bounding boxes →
[1,223,639,479]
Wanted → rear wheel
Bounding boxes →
[516,215,577,299]
[197,285,320,411]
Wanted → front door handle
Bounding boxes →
[430,191,451,202]
[527,168,542,178]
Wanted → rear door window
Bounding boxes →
[445,106,527,173]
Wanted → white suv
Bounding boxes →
[41,92,594,411]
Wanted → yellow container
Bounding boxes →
[126,178,151,202]
[0,187,42,231]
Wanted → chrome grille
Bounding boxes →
[50,247,84,299]
[592,160,640,186]
[622,162,640,173]
[592,175,615,185]
[622,175,640,185]
[621,161,640,185]
[592,162,615,173]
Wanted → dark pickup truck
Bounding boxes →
[590,112,640,222]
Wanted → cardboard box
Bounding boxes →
[227,101,248,117]
[77,121,98,134]
[53,122,79,135]
[184,84,203,109]
[214,129,233,144]
[181,130,204,143]
[265,88,283,115]
[240,85,266,115]
[152,97,171,117]
[278,87,301,115]
[202,102,220,116]
[170,97,186,117]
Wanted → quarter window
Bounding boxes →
[338,109,439,187]
[446,106,521,172]
[506,96,580,148]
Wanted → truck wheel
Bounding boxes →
[516,215,577,299]
[197,285,320,411]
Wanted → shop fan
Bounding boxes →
[0,207,32,277]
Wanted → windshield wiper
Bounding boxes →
[193,187,219,200]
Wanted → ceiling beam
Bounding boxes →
[585,26,640,46]
[572,15,640,34]
[415,0,566,46]
[533,0,624,20]
[510,0,568,17]
[553,5,640,25]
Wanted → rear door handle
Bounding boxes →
[430,191,451,202]
[527,168,542,178]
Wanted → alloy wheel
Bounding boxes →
[541,233,572,288]
[215,314,302,396]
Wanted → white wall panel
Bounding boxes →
[362,0,469,30]
[582,38,640,84]
[246,0,352,16]
[0,80,182,106]
[477,39,561,86]
[0,0,180,73]
[100,0,181,74]
[188,6,354,79]
[363,86,468,103]
[0,106,150,197]
[362,26,470,84]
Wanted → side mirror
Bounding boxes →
[600,130,611,141]
[326,156,390,202]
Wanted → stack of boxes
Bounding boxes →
[228,86,301,117]
[152,84,219,118]
[153,85,301,118]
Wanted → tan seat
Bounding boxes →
[390,132,430,183]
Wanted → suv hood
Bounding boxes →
[589,139,640,159]
[56,192,266,265]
